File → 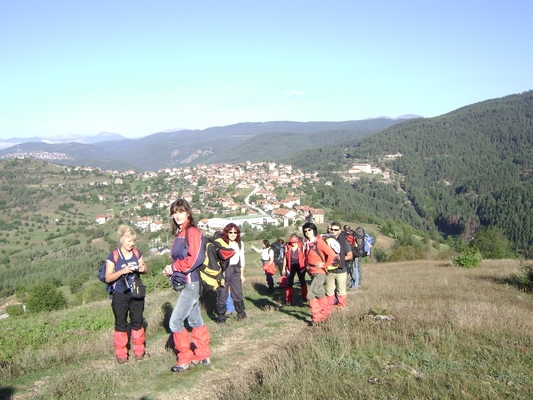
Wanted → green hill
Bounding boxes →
[284,90,533,256]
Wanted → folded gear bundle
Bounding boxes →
[197,237,236,292]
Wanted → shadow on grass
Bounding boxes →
[0,386,14,400]
[245,282,309,324]
[474,274,533,292]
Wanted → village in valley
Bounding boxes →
[90,160,390,240]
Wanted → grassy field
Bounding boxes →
[1,255,532,399]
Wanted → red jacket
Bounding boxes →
[284,242,305,273]
[170,220,205,283]
[304,236,336,275]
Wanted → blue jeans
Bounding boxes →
[169,281,204,333]
[348,258,361,288]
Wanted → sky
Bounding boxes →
[1,1,532,140]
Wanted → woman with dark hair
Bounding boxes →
[215,223,247,322]
[301,222,336,326]
[162,199,211,372]
[281,233,307,306]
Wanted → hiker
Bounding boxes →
[273,238,285,276]
[251,239,275,293]
[281,234,307,306]
[344,224,363,289]
[325,222,353,309]
[302,222,336,326]
[215,223,247,322]
[162,199,211,372]
[105,225,148,364]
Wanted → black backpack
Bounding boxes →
[353,227,368,257]
[270,242,282,261]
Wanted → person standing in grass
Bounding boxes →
[325,222,353,309]
[302,222,336,326]
[162,199,211,372]
[105,225,148,364]
[281,234,307,306]
[251,239,275,293]
[215,223,247,322]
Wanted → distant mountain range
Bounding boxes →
[0,131,127,148]
[0,117,417,171]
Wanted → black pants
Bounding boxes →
[287,264,307,288]
[111,291,145,332]
[216,265,245,319]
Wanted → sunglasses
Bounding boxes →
[330,228,340,231]
[228,231,238,234]
[304,228,313,232]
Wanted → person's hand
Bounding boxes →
[138,262,147,273]
[163,265,173,277]
[241,275,246,283]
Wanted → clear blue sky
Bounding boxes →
[1,0,531,139]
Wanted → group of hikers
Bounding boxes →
[103,198,370,372]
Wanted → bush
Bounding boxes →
[372,246,388,263]
[26,282,68,313]
[388,245,427,262]
[452,248,482,268]
[6,304,24,317]
[510,262,533,292]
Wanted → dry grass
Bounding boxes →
[216,259,533,399]
[3,258,533,399]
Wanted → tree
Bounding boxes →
[470,226,512,259]
[26,282,68,313]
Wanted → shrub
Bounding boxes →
[452,248,482,268]
[510,262,533,292]
[372,246,388,263]
[388,245,426,262]
[6,304,24,317]
[26,282,68,313]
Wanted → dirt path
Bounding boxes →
[158,289,361,400]
[156,294,313,399]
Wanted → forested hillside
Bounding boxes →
[287,90,533,256]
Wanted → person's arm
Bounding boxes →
[240,241,246,282]
[138,256,148,274]
[172,228,203,273]
[268,249,274,263]
[343,239,353,261]
[105,258,132,283]
[318,238,336,269]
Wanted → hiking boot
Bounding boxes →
[134,354,145,361]
[116,357,128,364]
[192,357,211,367]
[171,362,195,372]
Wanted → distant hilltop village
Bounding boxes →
[86,159,393,236]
